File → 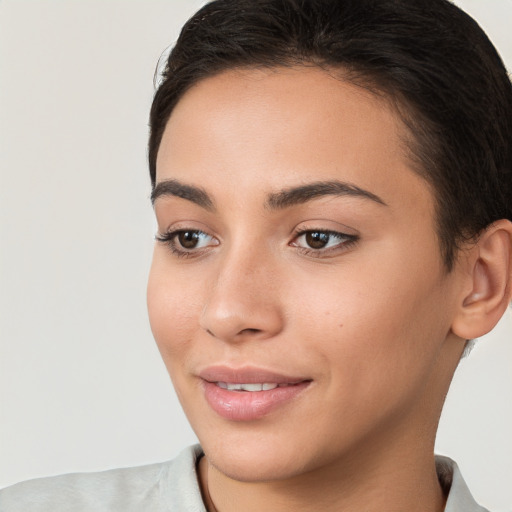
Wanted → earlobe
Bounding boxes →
[451,220,512,340]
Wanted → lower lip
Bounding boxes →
[202,381,311,421]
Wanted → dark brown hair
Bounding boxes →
[149,0,512,269]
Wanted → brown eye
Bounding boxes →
[177,231,201,249]
[305,231,330,249]
[292,229,358,257]
[156,228,219,257]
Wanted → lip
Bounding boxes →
[199,366,312,421]
[199,365,308,385]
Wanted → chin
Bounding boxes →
[206,444,305,483]
[197,424,337,483]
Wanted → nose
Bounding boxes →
[199,247,284,343]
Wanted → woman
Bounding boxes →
[1,0,511,510]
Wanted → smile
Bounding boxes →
[216,382,294,392]
[199,366,311,421]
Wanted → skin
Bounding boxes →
[147,67,505,511]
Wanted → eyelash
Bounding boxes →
[155,229,217,259]
[155,228,359,259]
[290,228,359,258]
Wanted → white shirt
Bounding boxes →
[0,445,490,511]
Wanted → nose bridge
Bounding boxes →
[200,239,283,341]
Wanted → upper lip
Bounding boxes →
[199,365,310,384]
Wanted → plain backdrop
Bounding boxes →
[0,1,511,510]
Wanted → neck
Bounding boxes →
[199,432,446,512]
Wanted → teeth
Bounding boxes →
[216,382,279,392]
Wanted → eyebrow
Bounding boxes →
[151,178,386,211]
[265,180,387,210]
[151,179,215,210]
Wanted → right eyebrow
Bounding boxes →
[151,179,215,211]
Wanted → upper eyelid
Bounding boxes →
[292,227,358,240]
[156,221,215,236]
[291,217,359,234]
[293,228,351,236]
[156,228,216,241]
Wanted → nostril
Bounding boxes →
[240,328,262,335]
[205,327,261,339]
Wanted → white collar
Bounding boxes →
[436,455,490,512]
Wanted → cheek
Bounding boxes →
[147,255,204,362]
[284,269,450,448]
[288,248,451,380]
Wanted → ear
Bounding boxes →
[451,219,512,340]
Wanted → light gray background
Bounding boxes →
[0,1,511,510]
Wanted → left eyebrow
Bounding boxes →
[265,180,387,210]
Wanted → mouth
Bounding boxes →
[199,366,312,421]
[215,382,300,392]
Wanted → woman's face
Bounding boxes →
[148,67,465,481]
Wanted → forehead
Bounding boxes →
[156,66,431,217]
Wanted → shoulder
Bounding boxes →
[0,445,205,512]
[436,455,491,512]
